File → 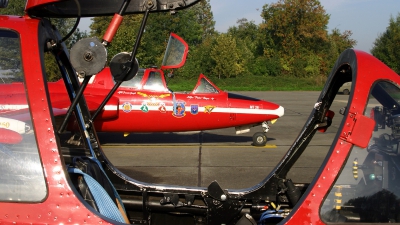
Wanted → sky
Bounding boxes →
[78,0,400,53]
[209,0,400,53]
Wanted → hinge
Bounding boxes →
[341,112,357,140]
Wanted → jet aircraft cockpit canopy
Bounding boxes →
[119,69,168,92]
[120,69,145,89]
[193,77,219,94]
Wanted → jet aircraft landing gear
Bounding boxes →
[252,121,270,147]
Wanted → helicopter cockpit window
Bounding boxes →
[0,30,47,202]
[143,71,166,91]
[321,81,400,223]
[193,77,219,94]
[120,69,145,89]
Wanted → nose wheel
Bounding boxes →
[253,132,267,146]
[252,121,270,146]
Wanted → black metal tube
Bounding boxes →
[58,76,91,134]
[129,9,149,63]
[118,0,131,15]
[91,80,122,121]
[123,198,207,215]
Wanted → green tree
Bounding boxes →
[211,34,243,79]
[196,0,216,39]
[371,13,400,74]
[0,0,25,16]
[179,35,215,79]
[260,0,330,77]
[324,28,356,73]
[228,19,268,76]
[228,18,261,54]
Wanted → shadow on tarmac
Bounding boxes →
[96,131,276,145]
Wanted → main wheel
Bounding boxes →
[343,89,350,95]
[253,132,267,146]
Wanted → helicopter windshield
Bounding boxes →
[0,30,46,202]
[321,81,400,223]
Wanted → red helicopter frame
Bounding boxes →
[0,0,400,224]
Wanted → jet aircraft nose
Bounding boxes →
[275,105,284,118]
[227,93,284,120]
[261,102,284,121]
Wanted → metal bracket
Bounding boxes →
[340,111,376,148]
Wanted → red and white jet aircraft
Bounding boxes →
[51,33,284,146]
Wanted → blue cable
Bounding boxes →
[68,167,125,223]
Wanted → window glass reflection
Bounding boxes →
[120,69,145,89]
[193,78,219,94]
[321,81,400,223]
[0,30,47,202]
[143,71,166,91]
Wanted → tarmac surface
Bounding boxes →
[99,91,350,190]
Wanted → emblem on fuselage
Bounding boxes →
[122,102,133,113]
[173,101,186,118]
[141,102,149,113]
[158,102,166,113]
[204,105,215,114]
[190,104,198,115]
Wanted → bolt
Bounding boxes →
[221,194,227,201]
[83,51,93,62]
[78,71,86,77]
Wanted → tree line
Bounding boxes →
[1,0,399,83]
[87,0,356,82]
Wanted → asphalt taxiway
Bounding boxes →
[99,91,350,189]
